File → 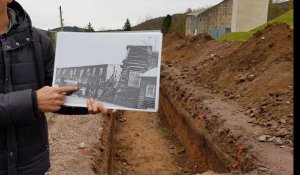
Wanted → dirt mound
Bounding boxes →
[162,32,239,66]
[162,22,293,140]
[190,33,214,44]
[160,22,293,174]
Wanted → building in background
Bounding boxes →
[186,0,269,38]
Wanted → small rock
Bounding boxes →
[267,137,275,142]
[284,139,293,145]
[183,169,189,173]
[286,101,291,104]
[250,113,256,118]
[169,145,175,149]
[258,166,267,171]
[238,75,247,83]
[118,115,127,122]
[260,106,267,113]
[280,119,287,124]
[178,148,186,154]
[247,74,255,81]
[78,142,86,149]
[275,138,284,145]
[82,147,91,155]
[229,95,235,99]
[288,113,293,118]
[275,128,289,137]
[265,121,272,127]
[247,118,256,123]
[245,109,251,115]
[258,135,272,142]
[260,101,269,106]
[261,97,267,101]
[253,119,259,125]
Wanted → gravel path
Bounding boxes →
[45,113,105,175]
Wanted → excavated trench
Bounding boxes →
[98,92,234,175]
[93,64,293,175]
[92,87,292,175]
[158,93,231,173]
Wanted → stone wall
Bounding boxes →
[231,0,269,32]
[197,0,233,34]
[186,0,270,37]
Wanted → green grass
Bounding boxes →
[218,9,293,41]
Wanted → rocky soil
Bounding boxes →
[160,22,293,174]
[45,113,113,175]
[162,22,293,143]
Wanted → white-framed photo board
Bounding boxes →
[52,31,162,112]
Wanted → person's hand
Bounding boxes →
[87,98,117,115]
[37,86,79,112]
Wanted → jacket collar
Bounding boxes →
[6,8,17,33]
[7,1,32,34]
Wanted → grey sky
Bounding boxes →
[16,0,223,30]
[54,31,162,67]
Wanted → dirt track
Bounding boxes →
[46,113,111,175]
[112,111,194,175]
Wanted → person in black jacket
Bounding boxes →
[0,0,112,174]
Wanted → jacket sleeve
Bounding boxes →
[40,31,55,87]
[0,89,37,126]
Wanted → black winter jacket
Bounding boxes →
[0,1,88,175]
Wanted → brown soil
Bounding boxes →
[162,22,293,141]
[160,22,293,174]
[112,111,199,175]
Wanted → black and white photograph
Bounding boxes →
[52,31,162,112]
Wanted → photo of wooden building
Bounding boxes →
[54,64,121,100]
[114,45,159,109]
[53,45,160,110]
[137,68,158,110]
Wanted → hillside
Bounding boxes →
[50,26,85,32]
[132,17,164,31]
[132,14,186,33]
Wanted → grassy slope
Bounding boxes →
[218,9,293,41]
